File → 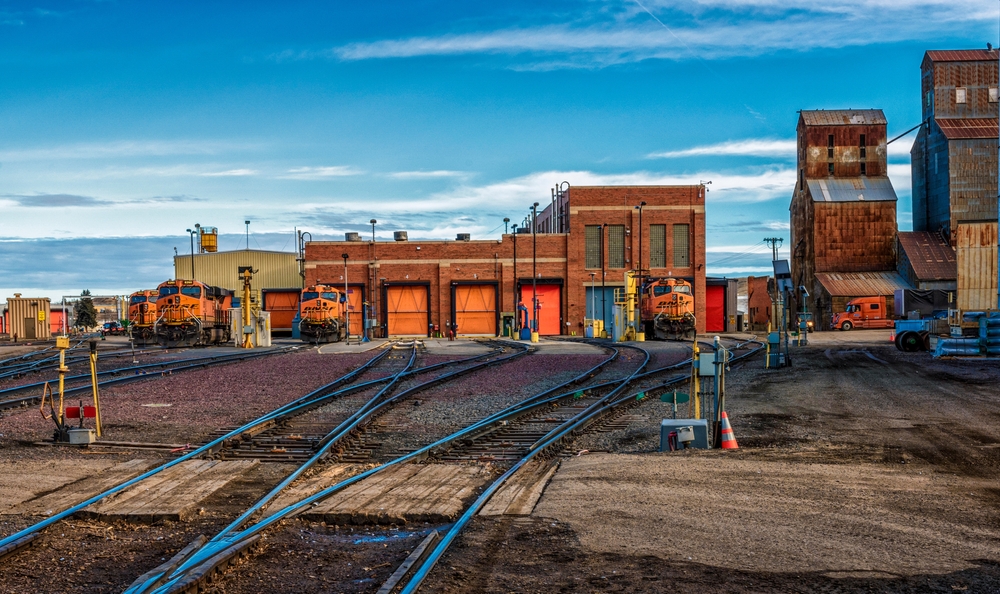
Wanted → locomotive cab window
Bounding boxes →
[322,292,338,300]
[181,287,202,298]
[302,292,319,301]
[870,303,879,310]
[159,286,179,297]
[653,286,671,296]
[130,296,147,304]
[673,284,691,294]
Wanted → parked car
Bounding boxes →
[832,296,894,330]
[102,321,125,336]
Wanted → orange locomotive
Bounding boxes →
[154,279,234,347]
[641,278,697,340]
[298,284,348,343]
[127,290,159,345]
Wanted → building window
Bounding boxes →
[860,162,867,176]
[649,225,666,268]
[956,87,967,104]
[990,88,999,103]
[827,134,834,159]
[608,225,625,269]
[585,225,601,269]
[859,133,866,159]
[799,168,803,189]
[926,91,933,108]
[673,224,690,268]
[828,162,834,175]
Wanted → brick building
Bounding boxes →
[305,185,707,337]
[789,109,906,329]
[911,49,998,239]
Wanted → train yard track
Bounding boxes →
[125,339,757,594]
[0,337,762,594]
[0,347,295,413]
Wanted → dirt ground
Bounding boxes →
[422,331,1000,593]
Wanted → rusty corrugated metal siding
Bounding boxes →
[813,201,897,272]
[913,49,998,236]
[948,138,998,232]
[937,119,998,139]
[174,250,300,293]
[6,297,51,340]
[799,110,886,126]
[955,221,998,310]
[814,271,910,302]
[805,177,896,202]
[896,231,957,282]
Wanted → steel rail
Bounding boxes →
[132,341,532,594]
[398,339,765,593]
[134,343,619,594]
[0,342,406,559]
[0,348,299,413]
[0,347,158,380]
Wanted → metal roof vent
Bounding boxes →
[394,231,408,241]
[345,232,361,242]
[456,233,471,241]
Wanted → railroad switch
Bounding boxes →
[39,338,103,444]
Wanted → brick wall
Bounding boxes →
[305,184,707,336]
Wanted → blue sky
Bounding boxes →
[1,0,997,299]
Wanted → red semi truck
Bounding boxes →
[832,296,894,330]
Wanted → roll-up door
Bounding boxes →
[455,284,496,335]
[706,285,725,333]
[387,285,428,335]
[520,285,561,335]
[263,290,301,332]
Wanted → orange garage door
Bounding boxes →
[455,284,496,336]
[263,290,301,332]
[346,288,364,336]
[520,285,561,335]
[387,285,428,335]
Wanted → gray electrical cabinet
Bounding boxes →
[659,419,710,450]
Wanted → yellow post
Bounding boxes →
[55,335,69,426]
[241,267,253,349]
[89,341,102,437]
[765,320,772,369]
[691,339,701,420]
[530,331,539,343]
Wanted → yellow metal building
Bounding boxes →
[173,249,301,292]
[6,295,52,340]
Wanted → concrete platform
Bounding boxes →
[299,463,491,525]
[79,459,258,523]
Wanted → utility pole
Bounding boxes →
[764,237,783,261]
[531,202,539,342]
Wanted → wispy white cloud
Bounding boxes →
[200,168,257,177]
[649,139,795,159]
[0,140,262,162]
[389,170,468,179]
[320,0,995,66]
[296,168,794,219]
[277,166,364,180]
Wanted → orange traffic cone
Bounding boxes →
[719,411,739,449]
